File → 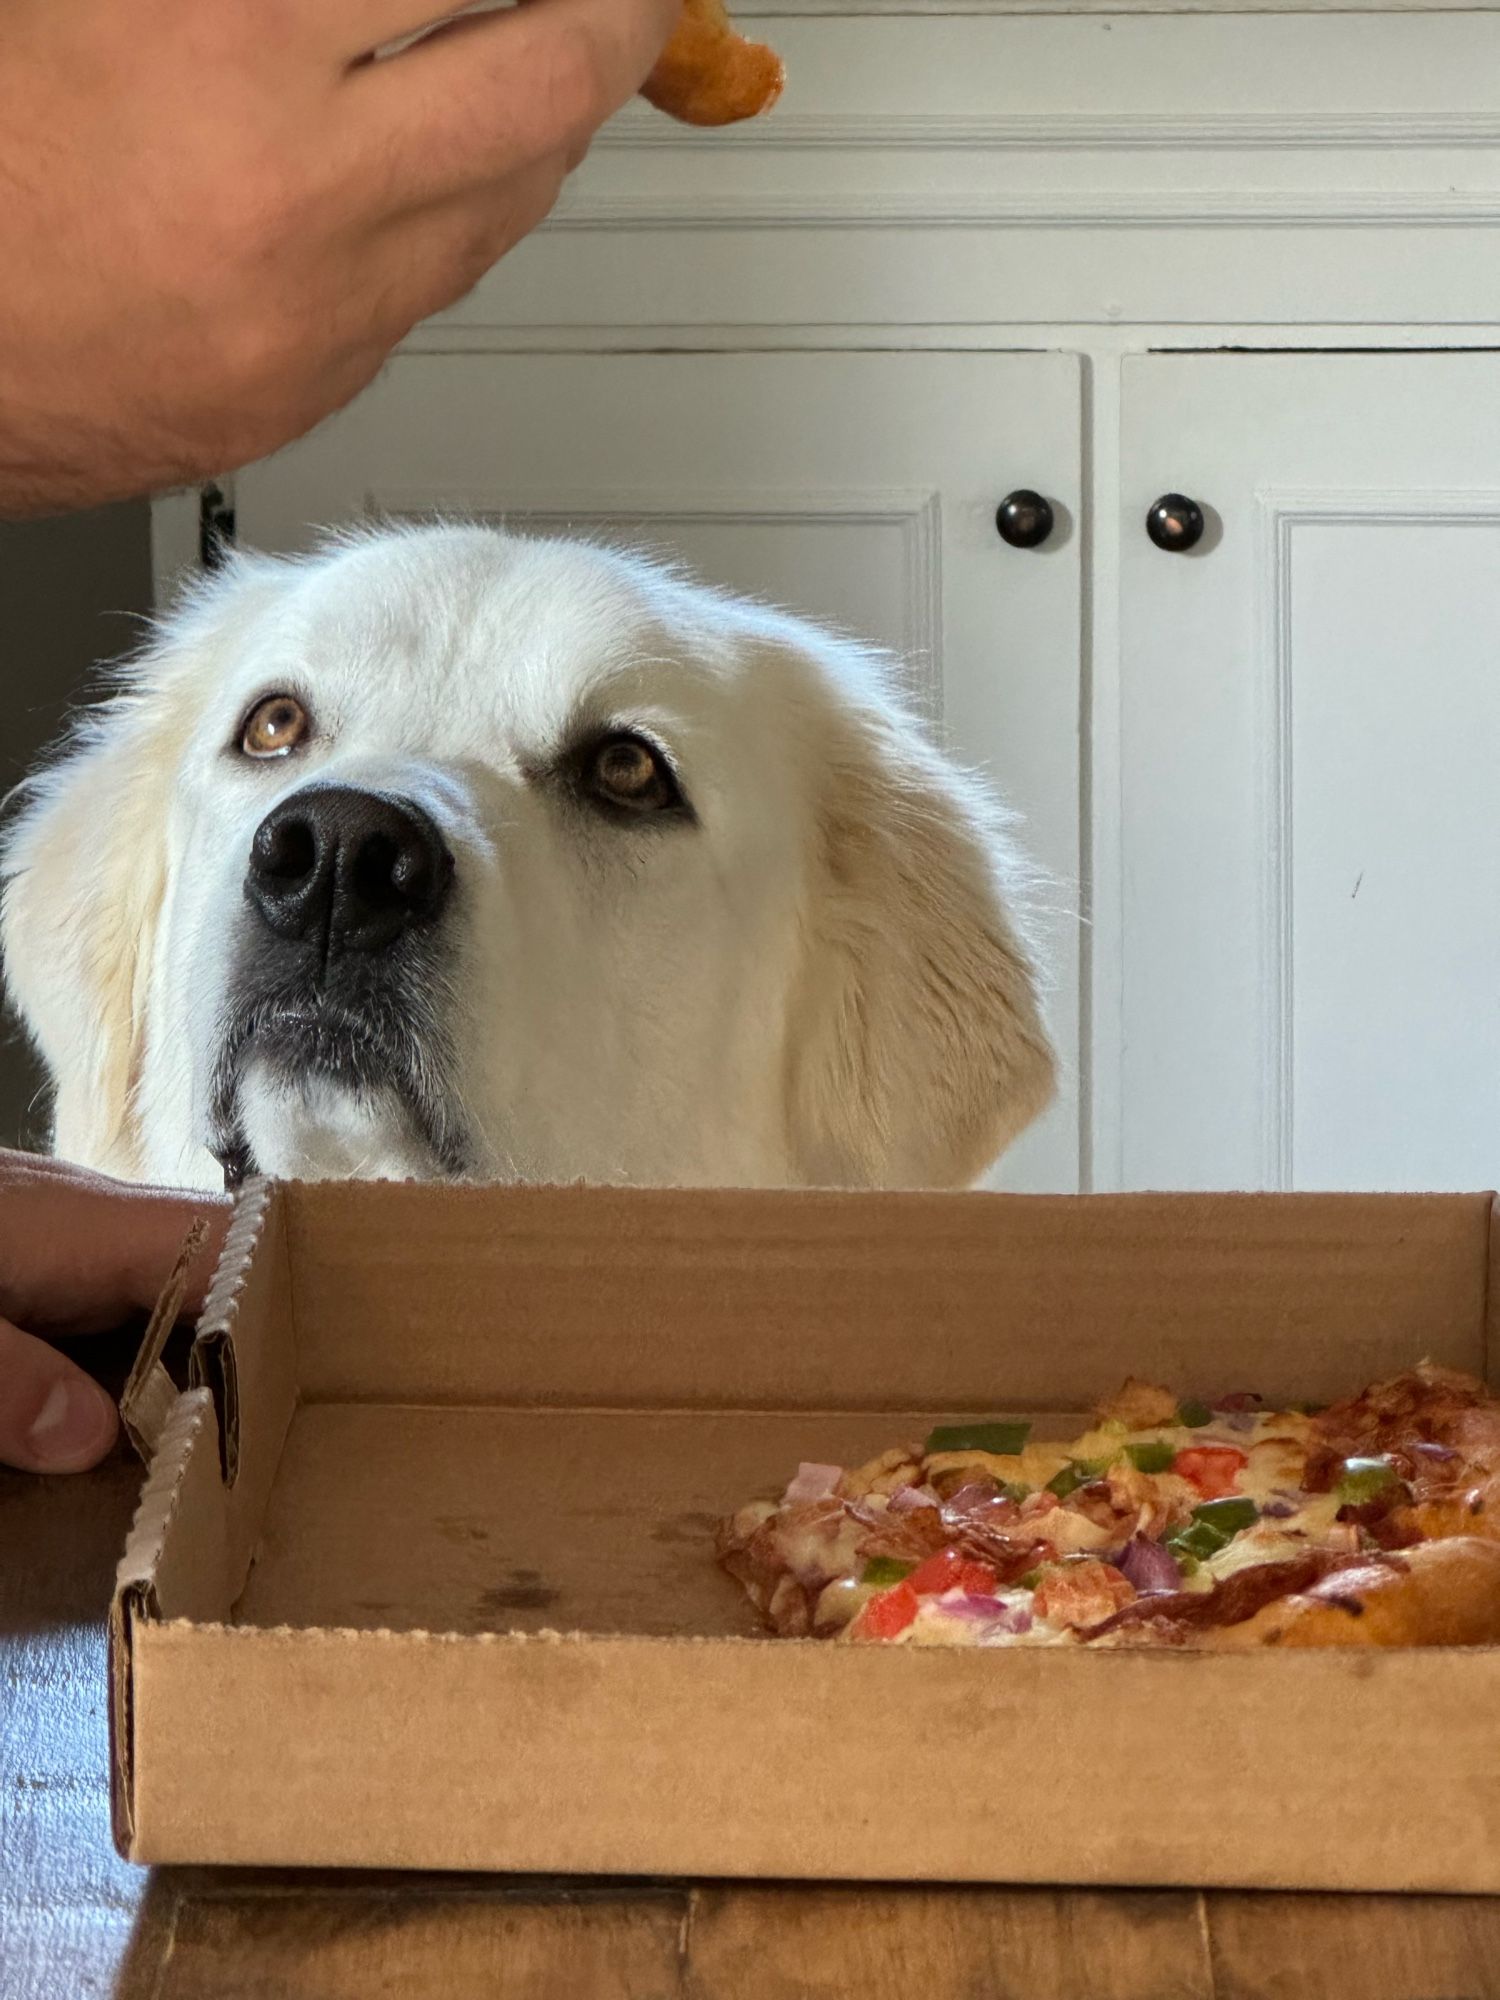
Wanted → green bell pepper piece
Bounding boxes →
[1192,1496,1259,1537]
[1176,1400,1213,1428]
[924,1420,1031,1456]
[1168,1496,1259,1562]
[1046,1455,1113,1499]
[860,1557,915,1587]
[1335,1456,1398,1505]
[1168,1519,1230,1561]
[1124,1439,1177,1474]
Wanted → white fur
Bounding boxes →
[1,525,1055,1192]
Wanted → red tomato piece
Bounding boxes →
[905,1548,1002,1600]
[1172,1444,1248,1498]
[851,1579,919,1639]
[956,1560,1000,1596]
[907,1548,965,1596]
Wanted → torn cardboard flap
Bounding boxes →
[109,1178,1500,1889]
[120,1216,210,1460]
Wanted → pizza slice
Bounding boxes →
[718,1363,1500,1650]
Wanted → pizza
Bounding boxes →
[642,0,784,126]
[718,1363,1500,1649]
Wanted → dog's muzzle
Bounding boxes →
[211,784,462,1189]
[245,784,454,957]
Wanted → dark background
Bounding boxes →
[0,502,153,1148]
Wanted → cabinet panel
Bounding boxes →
[434,12,1500,331]
[1118,353,1500,1191]
[233,351,1083,1190]
[1289,521,1500,1189]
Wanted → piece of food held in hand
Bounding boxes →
[719,1362,1500,1649]
[642,0,784,125]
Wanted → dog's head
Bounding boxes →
[1,525,1055,1191]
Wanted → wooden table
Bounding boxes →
[5,1449,1500,2000]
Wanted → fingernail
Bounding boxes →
[28,1377,118,1470]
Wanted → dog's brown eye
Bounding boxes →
[588,733,682,812]
[241,694,310,759]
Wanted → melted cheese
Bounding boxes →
[882,1590,1070,1649]
[924,1442,1074,1488]
[1201,1493,1344,1582]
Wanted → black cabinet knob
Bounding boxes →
[995,490,1055,550]
[1146,494,1206,552]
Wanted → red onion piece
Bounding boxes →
[1411,1441,1460,1463]
[887,1483,940,1516]
[1115,1535,1182,1594]
[937,1593,1033,1635]
[1215,1391,1264,1413]
[783,1462,842,1505]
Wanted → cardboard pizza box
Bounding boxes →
[111,1179,1500,1890]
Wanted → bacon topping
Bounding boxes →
[1082,1549,1409,1640]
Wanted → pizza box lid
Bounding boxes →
[109,1177,1500,1888]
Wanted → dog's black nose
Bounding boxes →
[246,787,453,953]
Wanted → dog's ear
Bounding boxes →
[1,558,278,1175]
[785,699,1057,1190]
[1,681,181,1175]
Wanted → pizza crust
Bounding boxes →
[1406,1492,1500,1543]
[1202,1537,1500,1649]
[641,0,784,126]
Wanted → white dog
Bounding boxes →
[1,525,1054,1193]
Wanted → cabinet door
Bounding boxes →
[1117,353,1500,1192]
[233,352,1083,1190]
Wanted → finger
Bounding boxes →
[309,148,571,361]
[55,1184,229,1333]
[353,0,512,61]
[229,149,575,433]
[125,1190,233,1324]
[306,0,497,65]
[349,0,678,200]
[0,1318,119,1475]
[0,1149,231,1336]
[379,150,573,325]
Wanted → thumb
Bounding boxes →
[0,1317,120,1474]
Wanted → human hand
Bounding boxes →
[0,0,679,516]
[0,1151,229,1474]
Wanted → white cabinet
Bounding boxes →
[171,5,1500,1197]
[1116,352,1500,1193]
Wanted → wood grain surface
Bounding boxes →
[4,1448,1499,2000]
